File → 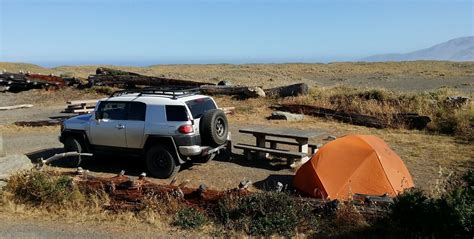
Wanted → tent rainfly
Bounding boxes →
[293,135,414,200]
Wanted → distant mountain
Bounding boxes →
[362,36,474,62]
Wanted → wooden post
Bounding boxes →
[297,138,310,165]
[255,133,267,159]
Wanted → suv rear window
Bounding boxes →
[165,105,189,121]
[186,98,216,119]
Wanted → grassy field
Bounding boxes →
[1,61,473,92]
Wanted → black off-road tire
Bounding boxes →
[146,145,180,179]
[200,109,228,147]
[63,137,85,167]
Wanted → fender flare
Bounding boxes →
[143,135,185,164]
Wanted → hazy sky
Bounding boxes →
[0,0,472,66]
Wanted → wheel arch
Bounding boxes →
[61,129,91,152]
[143,135,185,164]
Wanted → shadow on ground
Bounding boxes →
[26,148,64,164]
[215,152,290,171]
[25,148,295,184]
[253,174,294,191]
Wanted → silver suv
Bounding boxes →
[59,88,229,178]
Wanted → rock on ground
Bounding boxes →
[268,111,304,121]
[0,135,4,157]
[0,154,34,186]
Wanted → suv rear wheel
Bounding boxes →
[200,109,228,147]
[146,145,180,179]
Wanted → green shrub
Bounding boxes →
[217,192,301,237]
[390,171,474,238]
[4,170,83,206]
[173,207,207,230]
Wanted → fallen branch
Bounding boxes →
[37,152,93,168]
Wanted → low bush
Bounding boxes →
[4,170,84,206]
[216,192,318,237]
[389,170,474,238]
[173,207,208,230]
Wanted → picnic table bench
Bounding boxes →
[234,126,327,167]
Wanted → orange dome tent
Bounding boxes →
[293,135,414,200]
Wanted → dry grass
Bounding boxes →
[215,94,474,190]
[1,61,473,90]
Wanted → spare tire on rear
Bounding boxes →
[200,109,228,147]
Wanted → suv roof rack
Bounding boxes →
[110,87,201,99]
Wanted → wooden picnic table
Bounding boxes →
[235,126,327,166]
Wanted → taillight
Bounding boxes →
[178,124,194,134]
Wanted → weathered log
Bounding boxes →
[0,72,64,92]
[90,68,211,88]
[272,104,431,130]
[393,113,431,130]
[264,83,309,97]
[272,104,388,128]
[90,75,210,88]
[96,67,141,76]
[200,85,266,98]
[14,119,62,127]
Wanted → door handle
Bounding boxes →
[115,124,125,129]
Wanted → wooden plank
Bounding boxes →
[266,139,319,149]
[62,108,94,113]
[66,104,96,110]
[234,143,306,158]
[0,104,33,110]
[67,99,99,105]
[239,126,326,140]
[220,107,236,115]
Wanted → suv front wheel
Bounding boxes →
[146,145,180,179]
[63,136,86,167]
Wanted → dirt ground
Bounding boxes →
[0,211,201,238]
[1,89,472,192]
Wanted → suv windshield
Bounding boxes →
[186,98,216,119]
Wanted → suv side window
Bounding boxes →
[165,105,188,121]
[98,102,127,120]
[127,102,146,121]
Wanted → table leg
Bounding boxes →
[297,139,309,155]
[255,134,266,159]
[297,138,310,164]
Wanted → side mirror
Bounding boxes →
[95,111,101,120]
